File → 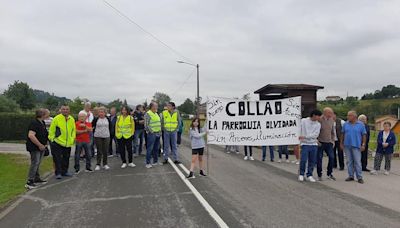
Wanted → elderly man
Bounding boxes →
[358,114,370,171]
[341,111,367,184]
[161,102,181,164]
[317,107,336,181]
[144,102,162,168]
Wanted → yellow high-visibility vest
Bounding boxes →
[162,110,178,132]
[116,115,135,139]
[147,110,161,133]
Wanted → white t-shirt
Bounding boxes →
[81,110,94,123]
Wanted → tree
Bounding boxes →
[177,98,195,114]
[107,99,124,112]
[45,96,59,111]
[3,80,35,110]
[152,92,171,113]
[68,97,84,114]
[0,95,20,112]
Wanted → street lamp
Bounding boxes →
[177,60,200,117]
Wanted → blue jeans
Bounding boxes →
[74,142,91,171]
[317,142,334,177]
[299,145,318,177]
[163,131,178,161]
[146,133,160,165]
[278,145,289,159]
[344,146,363,179]
[133,129,144,155]
[262,146,275,161]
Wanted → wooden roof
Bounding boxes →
[254,84,324,94]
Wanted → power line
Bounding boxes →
[102,0,193,62]
[171,69,196,96]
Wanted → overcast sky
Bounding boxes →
[1,0,399,105]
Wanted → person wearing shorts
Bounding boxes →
[187,118,207,179]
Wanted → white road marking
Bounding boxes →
[168,159,229,228]
[178,163,190,175]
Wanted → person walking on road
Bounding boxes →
[93,107,112,171]
[25,109,49,189]
[317,107,336,181]
[133,104,145,156]
[244,146,254,160]
[187,118,207,179]
[370,122,397,176]
[74,111,93,174]
[358,114,371,171]
[333,112,345,170]
[161,102,181,164]
[298,110,322,182]
[116,106,135,169]
[145,102,162,168]
[341,111,367,184]
[48,105,76,179]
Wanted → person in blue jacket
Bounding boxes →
[370,121,397,175]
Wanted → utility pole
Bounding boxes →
[196,64,200,117]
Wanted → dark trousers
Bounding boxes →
[133,129,144,155]
[108,134,118,155]
[244,146,253,156]
[28,151,43,182]
[118,137,133,163]
[317,142,334,177]
[333,140,344,169]
[361,146,369,170]
[278,145,289,159]
[51,142,71,176]
[74,142,91,171]
[96,137,110,166]
[177,132,182,145]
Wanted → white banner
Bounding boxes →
[206,96,302,146]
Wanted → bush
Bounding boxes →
[0,113,33,141]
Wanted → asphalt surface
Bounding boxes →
[1,139,400,228]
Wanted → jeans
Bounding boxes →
[51,142,71,176]
[118,137,133,164]
[74,142,91,171]
[333,140,344,169]
[133,129,144,155]
[317,142,334,177]
[163,131,178,161]
[299,145,318,177]
[95,137,110,166]
[262,146,274,161]
[244,146,253,156]
[146,133,160,164]
[344,146,363,179]
[278,145,289,159]
[27,151,44,182]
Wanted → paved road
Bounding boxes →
[1,139,400,228]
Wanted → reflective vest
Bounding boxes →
[48,114,76,148]
[116,115,134,139]
[162,110,178,132]
[147,110,161,133]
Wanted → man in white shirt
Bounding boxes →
[299,110,322,182]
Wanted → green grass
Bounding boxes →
[0,153,53,207]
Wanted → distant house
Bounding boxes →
[375,115,399,131]
[254,84,324,118]
[326,96,341,102]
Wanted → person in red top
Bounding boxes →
[74,111,93,174]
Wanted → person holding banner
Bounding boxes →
[244,146,254,160]
[299,110,322,182]
[187,118,207,179]
[262,146,274,162]
[278,145,289,163]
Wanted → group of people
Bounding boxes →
[24,101,203,189]
[25,102,397,189]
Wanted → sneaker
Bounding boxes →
[34,179,48,185]
[200,170,207,177]
[145,164,153,169]
[128,163,136,168]
[317,176,323,181]
[278,159,282,163]
[270,159,274,162]
[187,172,195,179]
[107,155,114,158]
[384,171,390,175]
[285,159,290,163]
[244,156,248,160]
[56,174,62,180]
[298,175,304,182]
[262,159,266,162]
[358,179,364,184]
[163,160,169,164]
[121,163,127,169]
[327,175,336,181]
[75,170,80,175]
[295,161,300,165]
[226,151,231,154]
[25,181,37,190]
[249,156,255,161]
[307,176,316,183]
[62,172,73,177]
[95,165,101,171]
[236,151,240,154]
[174,160,181,164]
[370,170,378,175]
[85,168,94,173]
[104,165,110,170]
[291,160,298,164]
[345,177,354,182]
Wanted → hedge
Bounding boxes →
[0,113,33,140]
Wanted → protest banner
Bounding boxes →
[206,96,302,146]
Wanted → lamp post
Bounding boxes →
[177,61,200,117]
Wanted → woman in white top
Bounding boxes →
[92,107,112,171]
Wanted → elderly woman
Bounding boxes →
[92,107,112,171]
[370,122,397,175]
[358,114,370,171]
